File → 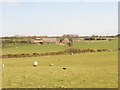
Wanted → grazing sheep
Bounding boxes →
[59,58,61,60]
[109,49,112,52]
[63,67,66,70]
[70,53,73,55]
[33,61,38,67]
[3,64,4,67]
[49,63,53,66]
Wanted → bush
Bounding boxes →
[101,38,106,40]
[90,37,95,40]
[97,49,109,52]
[33,53,40,56]
[81,49,96,53]
[6,54,13,58]
[96,38,102,40]
[84,37,95,40]
[65,47,81,54]
[68,42,73,47]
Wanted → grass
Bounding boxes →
[2,39,118,88]
[2,51,118,88]
[2,43,68,55]
[74,40,118,50]
[2,40,118,55]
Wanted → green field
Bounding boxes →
[2,43,68,55]
[2,39,118,88]
[74,40,118,50]
[2,52,118,88]
[2,40,118,55]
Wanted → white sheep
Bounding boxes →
[49,63,53,66]
[3,64,4,67]
[33,61,38,67]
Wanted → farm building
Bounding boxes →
[62,38,70,44]
[33,38,57,44]
[33,38,43,44]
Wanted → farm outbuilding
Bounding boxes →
[42,38,57,44]
[33,38,57,44]
[33,38,43,44]
[62,38,70,44]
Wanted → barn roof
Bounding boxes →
[62,38,70,43]
[43,38,57,43]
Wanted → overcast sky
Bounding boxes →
[1,0,118,36]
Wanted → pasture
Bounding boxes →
[2,43,68,55]
[2,39,118,55]
[2,52,118,88]
[2,39,118,88]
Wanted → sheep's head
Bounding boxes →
[63,67,66,70]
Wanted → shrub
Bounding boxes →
[81,49,96,53]
[90,37,95,40]
[6,54,13,58]
[101,38,106,40]
[96,38,102,40]
[68,42,73,47]
[33,53,40,56]
[65,47,81,54]
[84,37,95,40]
[97,49,109,52]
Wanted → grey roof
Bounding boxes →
[43,38,57,43]
[34,38,57,43]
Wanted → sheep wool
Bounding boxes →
[33,61,38,67]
